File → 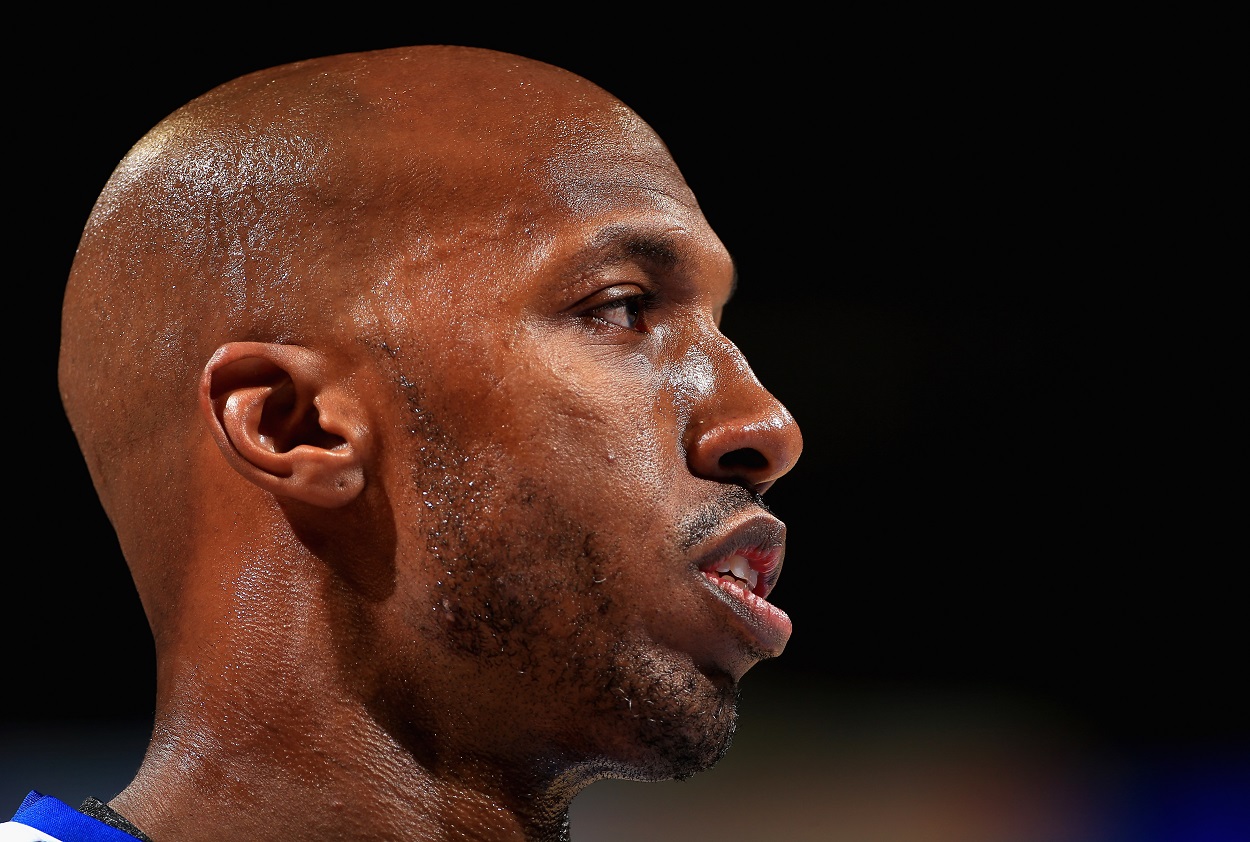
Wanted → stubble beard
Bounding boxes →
[405,401,740,783]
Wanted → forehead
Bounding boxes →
[352,88,735,337]
[411,111,729,297]
[541,103,694,206]
[525,111,733,291]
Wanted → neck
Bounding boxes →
[109,696,581,841]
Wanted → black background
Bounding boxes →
[7,13,1241,774]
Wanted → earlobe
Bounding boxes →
[201,342,368,508]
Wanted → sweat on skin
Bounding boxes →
[49,44,803,842]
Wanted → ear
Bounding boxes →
[200,342,370,508]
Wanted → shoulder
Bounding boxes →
[2,792,141,842]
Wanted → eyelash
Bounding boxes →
[586,290,659,332]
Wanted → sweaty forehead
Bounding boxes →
[539,100,700,211]
[490,122,733,309]
[278,49,728,320]
[411,87,702,226]
[370,77,725,280]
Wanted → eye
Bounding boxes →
[581,286,657,333]
[590,296,644,330]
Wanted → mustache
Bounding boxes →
[677,485,773,552]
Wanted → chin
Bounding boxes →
[604,711,739,784]
[583,663,742,784]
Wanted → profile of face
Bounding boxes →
[355,82,804,783]
[59,45,803,808]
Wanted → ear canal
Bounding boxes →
[258,377,347,455]
[202,342,368,508]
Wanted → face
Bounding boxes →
[359,102,803,784]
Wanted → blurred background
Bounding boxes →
[5,13,1243,842]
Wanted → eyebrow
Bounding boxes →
[568,224,740,303]
[576,225,681,272]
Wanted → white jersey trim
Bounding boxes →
[0,821,66,842]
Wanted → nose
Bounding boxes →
[684,339,803,495]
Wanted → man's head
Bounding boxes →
[59,44,801,832]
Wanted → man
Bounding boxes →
[4,44,801,841]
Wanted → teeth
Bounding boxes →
[713,553,759,592]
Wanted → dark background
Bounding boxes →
[6,13,1242,835]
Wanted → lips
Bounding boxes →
[693,515,792,656]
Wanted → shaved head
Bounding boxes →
[51,44,800,840]
[60,45,685,611]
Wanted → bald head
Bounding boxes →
[50,46,802,836]
[59,45,684,585]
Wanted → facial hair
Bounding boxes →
[403,390,741,782]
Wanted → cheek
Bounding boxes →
[385,328,699,621]
[518,341,681,487]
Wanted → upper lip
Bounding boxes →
[691,513,786,599]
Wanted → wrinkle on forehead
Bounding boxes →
[541,106,698,218]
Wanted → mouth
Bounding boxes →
[701,544,781,600]
[693,515,792,657]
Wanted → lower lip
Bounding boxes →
[701,572,793,655]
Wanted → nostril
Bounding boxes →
[719,447,768,472]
